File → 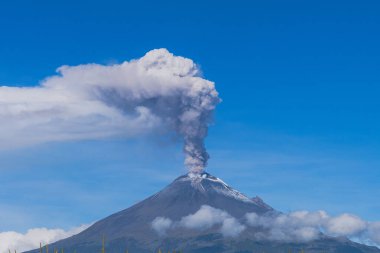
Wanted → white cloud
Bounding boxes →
[151,217,173,236]
[245,211,323,242]
[179,205,229,230]
[151,205,245,237]
[0,49,220,172]
[246,211,380,246]
[152,208,380,245]
[220,217,246,238]
[178,205,245,237]
[325,213,367,236]
[368,222,380,245]
[0,225,89,253]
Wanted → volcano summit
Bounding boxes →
[27,173,380,253]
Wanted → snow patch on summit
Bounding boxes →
[181,173,254,203]
[211,184,253,203]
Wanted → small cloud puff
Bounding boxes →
[152,217,173,236]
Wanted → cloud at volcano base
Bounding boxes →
[0,49,220,172]
[2,208,379,253]
[245,211,380,244]
[151,206,380,245]
[179,205,246,237]
[151,205,245,237]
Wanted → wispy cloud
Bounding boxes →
[152,217,173,236]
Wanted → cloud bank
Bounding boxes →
[245,211,380,245]
[0,225,89,253]
[151,206,380,246]
[0,49,220,173]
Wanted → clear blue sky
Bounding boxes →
[1,0,380,231]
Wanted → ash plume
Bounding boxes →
[0,49,220,173]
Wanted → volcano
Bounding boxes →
[28,173,380,253]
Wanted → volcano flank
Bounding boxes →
[27,173,380,253]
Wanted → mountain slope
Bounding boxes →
[56,173,273,243]
[26,172,380,253]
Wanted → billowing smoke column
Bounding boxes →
[0,49,220,173]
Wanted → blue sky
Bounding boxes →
[1,0,380,232]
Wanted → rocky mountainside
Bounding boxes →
[26,172,380,253]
